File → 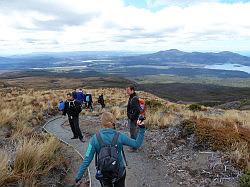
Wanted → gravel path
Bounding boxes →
[43,115,171,187]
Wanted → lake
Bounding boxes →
[205,64,250,74]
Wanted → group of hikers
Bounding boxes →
[59,86,146,187]
[71,88,106,111]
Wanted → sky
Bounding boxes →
[0,0,250,55]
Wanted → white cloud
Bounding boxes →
[146,0,219,8]
[0,0,250,54]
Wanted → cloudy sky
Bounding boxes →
[0,0,250,55]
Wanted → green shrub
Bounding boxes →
[146,99,163,109]
[240,168,250,187]
[188,104,202,111]
[179,119,196,138]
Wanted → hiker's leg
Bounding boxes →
[129,119,138,140]
[114,172,126,187]
[69,117,77,138]
[73,116,83,139]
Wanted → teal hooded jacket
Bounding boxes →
[75,127,145,181]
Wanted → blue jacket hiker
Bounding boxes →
[75,112,146,187]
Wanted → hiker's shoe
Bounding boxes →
[71,137,78,139]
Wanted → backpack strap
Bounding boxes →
[112,132,128,166]
[95,132,104,168]
[111,132,120,146]
[130,96,139,104]
[96,132,105,147]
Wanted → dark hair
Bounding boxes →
[128,85,135,91]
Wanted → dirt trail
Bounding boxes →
[44,115,240,187]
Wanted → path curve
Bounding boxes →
[42,116,96,187]
[43,115,172,187]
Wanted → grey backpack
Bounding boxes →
[95,132,120,182]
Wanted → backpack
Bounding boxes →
[139,98,146,117]
[86,95,90,102]
[95,132,124,182]
[58,101,65,111]
[132,96,146,117]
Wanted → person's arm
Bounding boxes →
[120,126,145,149]
[75,138,96,182]
[62,102,68,116]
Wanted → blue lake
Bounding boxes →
[205,64,250,74]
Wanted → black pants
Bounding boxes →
[86,102,93,110]
[100,102,105,108]
[100,172,126,187]
[68,115,83,139]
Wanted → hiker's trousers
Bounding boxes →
[100,172,126,187]
[68,115,83,139]
[128,119,138,140]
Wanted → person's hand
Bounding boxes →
[75,179,81,186]
[137,120,145,128]
[76,181,81,186]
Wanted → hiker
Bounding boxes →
[76,88,85,105]
[62,93,84,142]
[98,94,105,109]
[85,92,93,111]
[126,86,141,151]
[75,111,145,187]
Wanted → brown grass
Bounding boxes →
[0,152,11,186]
[0,136,63,185]
[13,136,61,177]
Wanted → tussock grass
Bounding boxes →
[0,152,11,186]
[0,136,63,185]
[13,136,61,177]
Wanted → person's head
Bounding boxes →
[67,93,73,100]
[126,85,135,95]
[101,112,116,129]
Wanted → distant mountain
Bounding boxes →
[118,49,250,66]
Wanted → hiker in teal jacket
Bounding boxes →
[75,111,146,187]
